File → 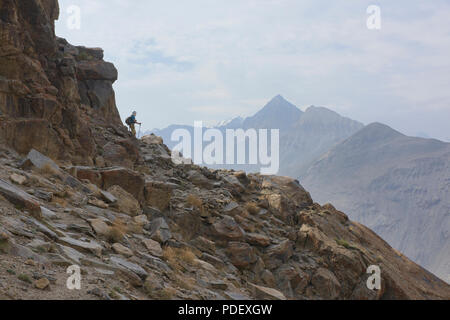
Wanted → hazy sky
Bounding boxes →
[56,0,450,141]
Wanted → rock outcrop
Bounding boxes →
[0,0,135,166]
[0,0,449,300]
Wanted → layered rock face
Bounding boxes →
[0,0,131,166]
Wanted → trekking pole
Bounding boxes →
[138,124,142,138]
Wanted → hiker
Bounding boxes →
[125,111,142,137]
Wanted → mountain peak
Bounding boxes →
[364,122,404,136]
[342,122,404,147]
[304,105,341,117]
[258,95,302,115]
[265,95,294,109]
[243,95,303,129]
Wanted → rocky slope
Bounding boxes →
[0,138,450,300]
[0,0,449,300]
[302,123,450,283]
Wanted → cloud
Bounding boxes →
[56,0,450,141]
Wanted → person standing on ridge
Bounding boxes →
[125,111,142,137]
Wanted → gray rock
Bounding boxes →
[34,190,53,201]
[223,201,240,214]
[56,244,86,264]
[100,190,117,204]
[250,283,287,300]
[212,215,245,241]
[187,170,213,188]
[146,217,172,243]
[41,206,57,220]
[224,291,251,300]
[208,280,228,290]
[141,253,171,272]
[0,179,41,215]
[59,236,103,256]
[109,256,148,280]
[26,217,58,240]
[20,149,60,171]
[8,242,49,264]
[27,239,51,252]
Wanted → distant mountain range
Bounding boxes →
[150,95,364,177]
[149,95,450,282]
[301,123,450,283]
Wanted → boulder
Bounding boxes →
[40,206,57,220]
[72,166,102,186]
[246,233,271,247]
[263,176,313,208]
[0,179,41,217]
[311,268,341,300]
[59,237,103,257]
[34,278,50,290]
[260,270,276,287]
[110,256,148,280]
[146,217,172,243]
[275,265,310,296]
[112,243,134,257]
[144,181,172,211]
[101,167,145,203]
[187,170,213,188]
[222,175,245,193]
[19,149,60,172]
[10,173,27,185]
[133,215,149,226]
[102,141,135,169]
[141,134,163,145]
[226,242,257,269]
[27,239,51,252]
[100,190,117,204]
[56,244,86,264]
[76,46,104,60]
[212,216,245,241]
[190,236,216,255]
[107,185,141,216]
[76,60,118,81]
[143,239,163,257]
[34,190,53,202]
[250,284,287,300]
[223,201,240,215]
[89,219,111,237]
[263,240,293,270]
[88,198,108,209]
[200,253,226,268]
[26,217,58,240]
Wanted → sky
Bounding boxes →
[56,0,450,141]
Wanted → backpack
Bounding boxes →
[125,116,133,126]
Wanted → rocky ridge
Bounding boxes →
[0,140,449,300]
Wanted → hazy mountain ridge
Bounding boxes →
[301,123,450,282]
[152,96,364,176]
